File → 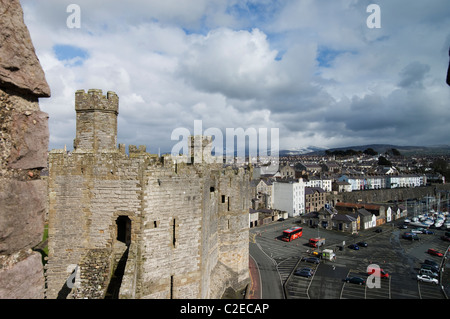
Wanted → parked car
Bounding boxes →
[357,241,368,247]
[424,259,440,268]
[367,267,389,278]
[421,263,439,273]
[374,228,382,233]
[422,229,434,234]
[427,248,443,257]
[417,274,439,284]
[419,268,438,278]
[441,235,450,242]
[294,267,314,278]
[345,276,366,285]
[348,244,359,250]
[402,232,419,240]
[398,224,408,229]
[302,256,320,264]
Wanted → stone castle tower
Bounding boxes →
[73,89,118,151]
[45,89,251,299]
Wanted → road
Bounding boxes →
[249,241,284,299]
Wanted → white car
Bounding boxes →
[417,274,439,284]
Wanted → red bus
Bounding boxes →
[281,226,303,242]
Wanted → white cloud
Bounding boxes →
[179,28,286,100]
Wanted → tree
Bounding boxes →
[363,148,377,156]
[431,158,450,182]
[378,156,392,166]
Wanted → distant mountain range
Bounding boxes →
[278,146,328,156]
[279,144,450,156]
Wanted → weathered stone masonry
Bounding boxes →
[0,0,51,299]
[46,89,251,299]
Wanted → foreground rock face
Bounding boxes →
[0,179,47,255]
[0,250,45,299]
[0,0,50,299]
[0,0,50,97]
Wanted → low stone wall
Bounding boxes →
[328,184,450,205]
[71,249,112,299]
[119,243,138,299]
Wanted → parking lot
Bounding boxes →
[250,218,450,299]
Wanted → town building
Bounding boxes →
[305,187,327,213]
[300,204,358,233]
[333,181,352,193]
[305,176,332,192]
[272,178,306,217]
[255,179,274,209]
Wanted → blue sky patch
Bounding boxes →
[226,1,283,27]
[316,47,342,68]
[316,46,356,68]
[53,44,89,66]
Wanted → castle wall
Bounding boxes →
[46,149,149,298]
[328,184,450,205]
[139,164,204,298]
[215,168,251,292]
[46,89,251,299]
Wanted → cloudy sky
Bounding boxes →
[21,0,450,154]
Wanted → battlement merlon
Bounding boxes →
[75,89,119,115]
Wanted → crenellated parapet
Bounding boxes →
[75,89,118,114]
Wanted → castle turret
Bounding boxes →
[188,135,213,164]
[73,89,118,151]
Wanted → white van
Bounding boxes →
[420,268,438,278]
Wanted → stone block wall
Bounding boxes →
[328,184,450,206]
[45,149,148,298]
[139,164,205,298]
[216,167,251,289]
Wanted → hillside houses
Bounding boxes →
[248,151,445,231]
[338,173,424,191]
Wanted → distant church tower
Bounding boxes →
[73,89,119,151]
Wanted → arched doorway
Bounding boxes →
[116,216,131,246]
[106,216,131,299]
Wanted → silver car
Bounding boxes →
[417,274,439,284]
